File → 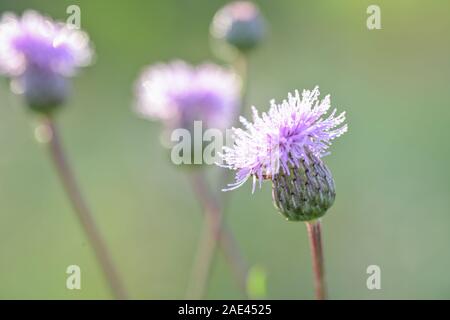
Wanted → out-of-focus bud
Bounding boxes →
[272,152,336,222]
[22,65,70,114]
[210,1,266,53]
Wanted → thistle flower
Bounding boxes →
[211,1,266,52]
[134,60,241,131]
[0,10,93,113]
[134,61,249,298]
[219,86,347,221]
[0,11,125,299]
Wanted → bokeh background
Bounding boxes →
[1,0,450,299]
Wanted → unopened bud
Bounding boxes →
[211,1,266,52]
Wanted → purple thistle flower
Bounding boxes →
[0,10,93,77]
[134,60,241,131]
[0,11,93,113]
[220,86,347,193]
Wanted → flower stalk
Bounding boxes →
[306,219,326,300]
[188,51,252,299]
[44,117,127,299]
[187,171,248,299]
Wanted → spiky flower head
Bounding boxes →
[0,10,92,77]
[0,10,93,113]
[134,60,241,132]
[210,1,266,52]
[219,86,347,221]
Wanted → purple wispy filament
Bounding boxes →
[219,86,347,192]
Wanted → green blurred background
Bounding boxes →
[1,0,450,299]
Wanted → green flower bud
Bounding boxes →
[272,152,336,222]
[210,1,266,53]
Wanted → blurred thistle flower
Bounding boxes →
[210,1,266,53]
[0,10,93,113]
[219,86,347,221]
[0,11,126,299]
[135,61,249,298]
[134,60,241,132]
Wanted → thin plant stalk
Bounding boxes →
[187,52,251,299]
[43,117,127,300]
[221,51,250,209]
[305,219,327,300]
[187,171,248,299]
[234,52,250,116]
[186,183,221,299]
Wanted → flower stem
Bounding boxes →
[235,52,250,115]
[187,171,248,299]
[187,52,252,299]
[305,219,327,300]
[44,117,127,299]
[220,51,250,210]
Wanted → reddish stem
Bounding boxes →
[306,219,327,300]
[45,117,127,299]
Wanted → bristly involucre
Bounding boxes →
[219,86,347,192]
